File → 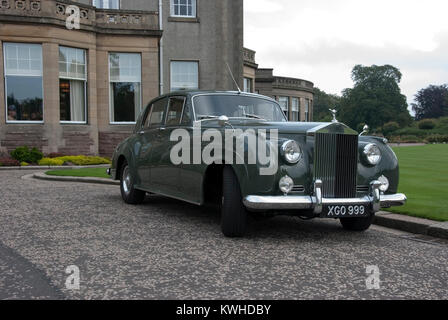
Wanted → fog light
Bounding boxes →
[378,175,389,192]
[279,176,294,195]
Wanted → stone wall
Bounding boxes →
[98,131,131,157]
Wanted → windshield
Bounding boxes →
[193,94,287,122]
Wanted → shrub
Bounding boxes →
[46,152,66,159]
[394,127,428,137]
[0,157,20,167]
[383,122,400,135]
[398,135,422,143]
[437,117,448,127]
[418,119,436,130]
[38,158,65,166]
[10,146,44,164]
[388,136,401,143]
[389,135,424,143]
[426,134,448,143]
[20,162,29,167]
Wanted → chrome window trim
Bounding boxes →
[190,92,287,122]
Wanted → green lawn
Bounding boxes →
[387,144,448,221]
[46,168,110,179]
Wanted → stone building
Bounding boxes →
[243,47,314,122]
[0,0,243,156]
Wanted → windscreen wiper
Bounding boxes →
[243,113,266,120]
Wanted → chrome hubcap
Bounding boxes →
[122,166,131,195]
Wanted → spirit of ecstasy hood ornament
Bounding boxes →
[329,109,338,123]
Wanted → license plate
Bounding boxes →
[324,205,368,218]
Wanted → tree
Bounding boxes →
[411,84,448,120]
[338,65,412,130]
[313,87,342,122]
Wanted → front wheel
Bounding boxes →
[340,213,374,231]
[221,166,248,237]
[120,160,146,205]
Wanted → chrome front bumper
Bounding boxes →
[243,180,407,214]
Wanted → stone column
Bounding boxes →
[0,40,5,154]
[87,47,99,154]
[42,42,61,154]
[299,97,305,122]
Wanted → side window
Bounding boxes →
[145,98,168,128]
[166,97,186,126]
[181,102,192,125]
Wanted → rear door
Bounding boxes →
[134,104,153,188]
[140,97,168,190]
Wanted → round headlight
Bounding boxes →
[378,175,389,192]
[364,143,382,165]
[281,140,302,164]
[279,176,294,195]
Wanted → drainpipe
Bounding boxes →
[159,0,164,95]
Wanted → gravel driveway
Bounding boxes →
[0,170,447,299]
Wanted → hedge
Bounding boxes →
[38,156,111,166]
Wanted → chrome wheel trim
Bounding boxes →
[122,166,131,195]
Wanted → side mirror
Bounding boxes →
[218,115,229,127]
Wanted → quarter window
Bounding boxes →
[170,61,199,92]
[92,0,119,9]
[3,42,43,122]
[109,53,142,123]
[171,0,196,17]
[59,46,87,123]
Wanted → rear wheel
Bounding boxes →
[340,213,374,231]
[221,166,247,237]
[120,160,145,205]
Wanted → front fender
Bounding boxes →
[358,136,399,194]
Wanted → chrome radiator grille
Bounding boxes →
[314,133,358,198]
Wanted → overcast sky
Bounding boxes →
[244,0,448,111]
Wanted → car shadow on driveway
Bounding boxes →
[105,193,359,241]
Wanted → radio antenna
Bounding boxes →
[226,62,242,93]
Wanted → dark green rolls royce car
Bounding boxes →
[108,91,406,237]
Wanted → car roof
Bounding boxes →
[160,90,278,103]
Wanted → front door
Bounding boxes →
[150,96,186,194]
